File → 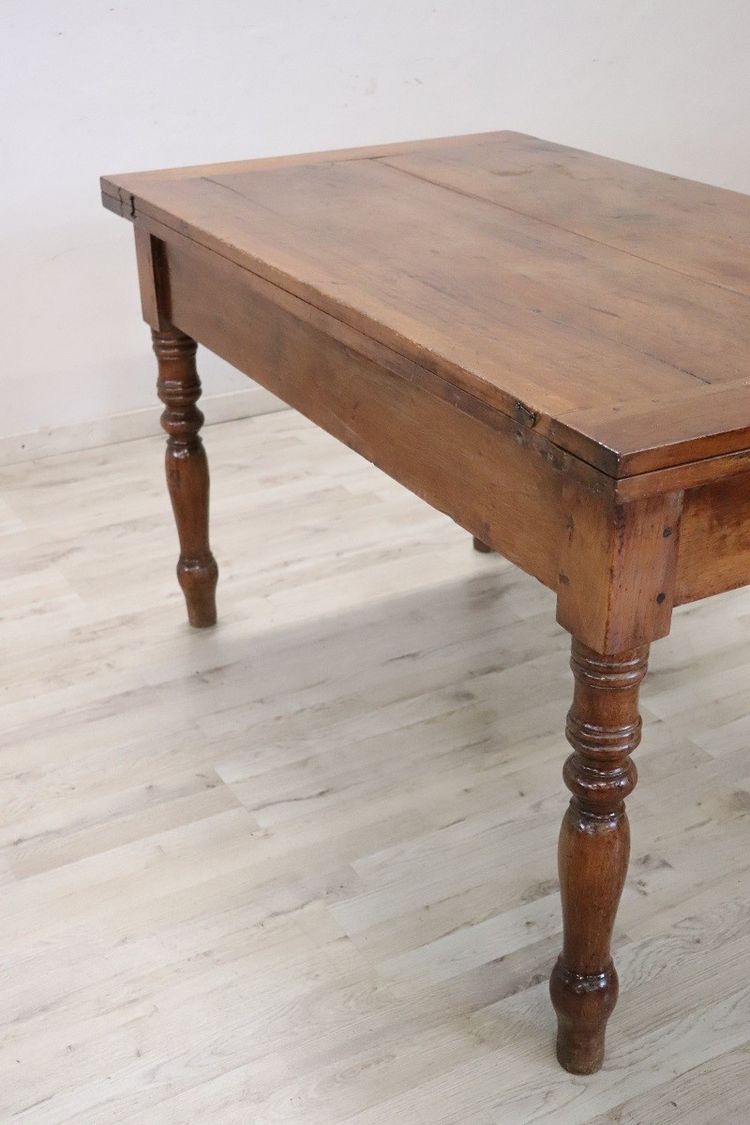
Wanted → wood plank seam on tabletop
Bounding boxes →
[188,156,749,408]
[112,203,630,484]
[210,154,750,479]
[100,132,750,481]
[376,147,750,300]
[134,206,742,532]
[379,131,750,292]
[106,170,747,415]
[134,213,617,503]
[105,200,750,487]
[98,130,510,199]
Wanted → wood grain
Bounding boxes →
[381,132,750,295]
[162,230,570,592]
[676,470,750,603]
[154,230,745,644]
[101,131,750,476]
[153,327,218,627]
[550,641,648,1074]
[556,487,682,653]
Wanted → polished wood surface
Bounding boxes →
[153,328,218,627]
[103,131,750,477]
[550,641,648,1073]
[101,133,750,1077]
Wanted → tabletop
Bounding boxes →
[102,131,750,479]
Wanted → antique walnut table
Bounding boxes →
[102,132,750,1074]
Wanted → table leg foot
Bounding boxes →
[472,535,493,553]
[550,962,616,1074]
[153,328,218,628]
[549,638,648,1073]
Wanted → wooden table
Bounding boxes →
[101,131,750,1076]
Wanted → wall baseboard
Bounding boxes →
[0,386,287,467]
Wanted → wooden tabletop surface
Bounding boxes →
[102,132,750,479]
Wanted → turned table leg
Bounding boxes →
[549,638,648,1074]
[153,328,218,627]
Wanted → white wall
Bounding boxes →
[3,0,750,445]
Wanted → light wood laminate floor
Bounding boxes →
[3,409,750,1124]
